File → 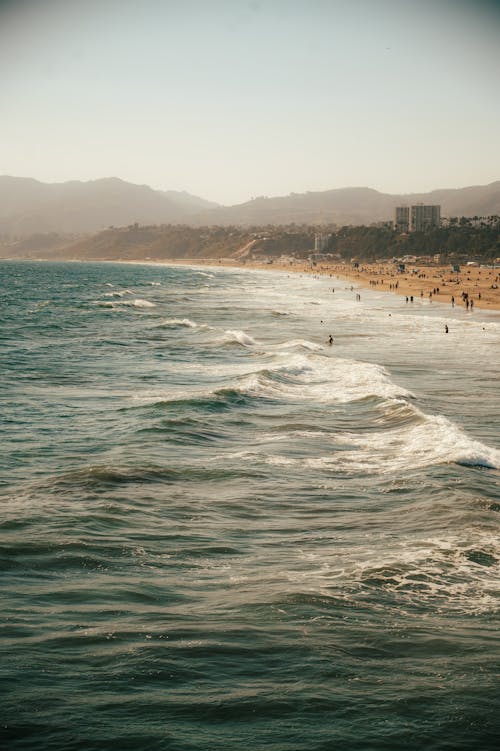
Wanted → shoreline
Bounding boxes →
[122,256,500,313]
[4,254,500,312]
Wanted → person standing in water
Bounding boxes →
[328,334,334,345]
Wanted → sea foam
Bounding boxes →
[157,317,199,328]
[268,411,500,474]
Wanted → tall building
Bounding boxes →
[395,204,441,232]
[314,233,329,252]
[395,206,410,233]
[409,204,441,232]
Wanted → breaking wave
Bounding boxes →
[157,317,200,328]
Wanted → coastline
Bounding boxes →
[123,256,500,312]
[4,254,499,312]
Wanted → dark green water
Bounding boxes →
[1,261,499,750]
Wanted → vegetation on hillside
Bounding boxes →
[326,216,500,263]
[1,216,499,264]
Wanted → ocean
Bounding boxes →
[1,260,499,750]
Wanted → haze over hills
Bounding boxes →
[0,176,219,236]
[190,182,500,226]
[1,176,500,237]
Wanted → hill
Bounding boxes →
[3,218,499,266]
[1,176,499,236]
[0,176,218,236]
[191,182,500,226]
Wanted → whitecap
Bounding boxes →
[275,339,324,352]
[220,330,257,347]
[123,299,156,308]
[268,411,500,474]
[229,354,413,403]
[93,300,118,308]
[157,317,198,328]
[295,531,500,616]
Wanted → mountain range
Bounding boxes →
[1,176,499,236]
[0,176,218,236]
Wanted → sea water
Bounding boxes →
[1,260,499,750]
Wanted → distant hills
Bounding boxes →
[190,182,500,226]
[1,176,499,237]
[0,176,219,236]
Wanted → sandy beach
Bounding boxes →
[312,261,500,312]
[161,257,500,312]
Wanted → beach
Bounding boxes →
[247,260,500,311]
[153,257,500,312]
[317,261,500,311]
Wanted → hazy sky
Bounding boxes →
[1,0,499,204]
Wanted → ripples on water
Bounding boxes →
[1,261,499,750]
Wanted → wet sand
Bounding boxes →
[315,261,500,311]
[243,260,500,312]
[134,257,500,312]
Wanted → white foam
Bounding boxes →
[96,297,156,309]
[276,339,324,352]
[131,387,197,405]
[267,411,500,473]
[220,330,257,347]
[104,290,127,298]
[158,317,199,328]
[231,354,413,403]
[293,532,500,615]
[123,299,156,308]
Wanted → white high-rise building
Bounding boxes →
[314,233,329,252]
[395,204,440,232]
[395,206,410,233]
[409,204,441,232]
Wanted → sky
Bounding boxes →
[1,0,499,204]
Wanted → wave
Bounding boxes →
[156,317,199,328]
[267,410,500,474]
[353,530,500,614]
[275,339,324,352]
[130,386,256,411]
[350,411,500,471]
[30,462,262,491]
[219,330,257,347]
[103,290,129,298]
[130,354,414,413]
[231,354,413,403]
[93,297,155,309]
[122,298,156,308]
[275,531,500,616]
